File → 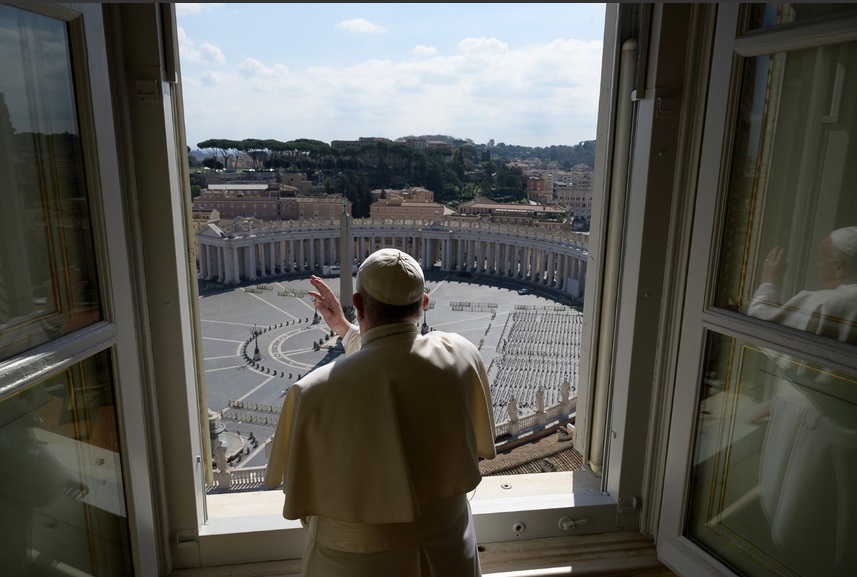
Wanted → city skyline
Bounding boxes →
[176,3,605,149]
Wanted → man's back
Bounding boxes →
[267,322,495,523]
[265,248,496,576]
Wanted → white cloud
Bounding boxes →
[177,26,226,65]
[174,3,224,17]
[336,18,386,34]
[181,33,603,147]
[238,58,290,83]
[176,26,200,62]
[200,42,226,65]
[412,45,439,58]
[200,70,228,86]
[457,37,509,55]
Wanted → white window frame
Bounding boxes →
[657,4,857,576]
[149,3,639,570]
[0,3,160,575]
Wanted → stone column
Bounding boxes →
[228,245,237,283]
[547,251,555,285]
[217,246,225,283]
[248,243,257,281]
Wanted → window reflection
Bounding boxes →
[0,5,101,362]
[715,39,857,346]
[745,3,857,32]
[692,24,857,577]
[687,334,857,577]
[0,351,132,576]
[748,228,857,342]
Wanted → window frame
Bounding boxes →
[149,3,641,569]
[0,3,160,575]
[657,4,857,576]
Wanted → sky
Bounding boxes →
[176,3,606,150]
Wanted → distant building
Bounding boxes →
[527,175,551,204]
[369,186,451,220]
[458,197,567,227]
[555,183,593,227]
[369,186,434,203]
[402,137,427,150]
[193,184,290,220]
[553,166,593,228]
[277,173,314,194]
[192,182,351,221]
[330,136,393,150]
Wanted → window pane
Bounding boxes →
[0,350,133,576]
[744,3,857,32]
[0,5,101,362]
[687,332,857,577]
[714,40,857,346]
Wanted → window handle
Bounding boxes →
[558,516,588,531]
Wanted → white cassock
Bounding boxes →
[748,282,857,576]
[265,322,496,577]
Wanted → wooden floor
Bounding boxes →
[479,532,679,576]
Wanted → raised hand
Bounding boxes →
[308,275,352,336]
[761,246,787,286]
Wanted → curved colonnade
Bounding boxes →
[197,216,589,298]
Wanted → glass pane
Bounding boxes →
[0,350,133,576]
[715,40,857,346]
[0,5,102,362]
[687,332,857,577]
[745,4,857,32]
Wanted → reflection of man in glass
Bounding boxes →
[0,393,87,576]
[747,226,857,577]
[749,226,857,342]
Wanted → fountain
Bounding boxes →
[208,409,245,481]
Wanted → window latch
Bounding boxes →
[558,516,589,531]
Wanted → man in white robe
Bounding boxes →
[265,248,496,577]
[747,226,857,576]
[749,226,857,343]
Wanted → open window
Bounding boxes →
[0,3,159,575]
[659,4,857,577]
[161,3,662,572]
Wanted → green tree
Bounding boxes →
[263,139,289,170]
[197,138,241,171]
[239,138,268,171]
[495,164,527,201]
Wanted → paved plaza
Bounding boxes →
[199,271,575,472]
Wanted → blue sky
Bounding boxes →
[176,3,605,149]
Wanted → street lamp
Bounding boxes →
[250,324,262,362]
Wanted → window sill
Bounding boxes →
[169,531,671,577]
[203,470,604,528]
[167,467,669,575]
